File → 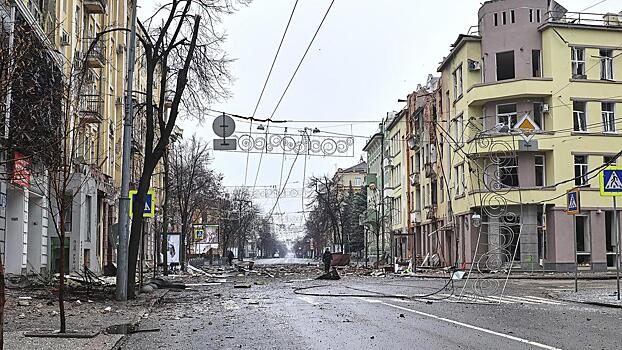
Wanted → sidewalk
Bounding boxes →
[549,290,622,308]
[409,270,622,280]
[4,287,168,350]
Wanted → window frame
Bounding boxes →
[571,47,586,79]
[573,101,588,132]
[497,103,518,129]
[498,156,519,187]
[600,49,614,81]
[453,65,463,99]
[532,49,542,77]
[496,50,516,81]
[574,155,588,186]
[602,102,616,133]
[535,155,545,187]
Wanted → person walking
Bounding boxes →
[227,250,235,266]
[322,248,332,273]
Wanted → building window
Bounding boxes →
[496,51,515,80]
[439,180,444,203]
[606,211,616,267]
[600,49,613,80]
[431,180,438,205]
[604,155,617,166]
[571,47,586,79]
[502,11,507,25]
[510,10,515,23]
[499,157,519,187]
[532,50,541,77]
[533,102,543,129]
[574,155,588,186]
[573,101,587,132]
[536,9,541,22]
[86,195,92,242]
[64,194,72,233]
[535,155,545,186]
[529,9,534,22]
[494,13,499,26]
[453,65,463,99]
[602,102,616,133]
[576,216,591,266]
[497,104,517,129]
[355,177,362,186]
[454,164,466,196]
[454,114,464,144]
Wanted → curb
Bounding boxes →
[547,292,622,309]
[411,273,620,280]
[109,288,170,350]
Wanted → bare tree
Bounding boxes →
[168,135,219,270]
[126,0,248,298]
[308,176,345,251]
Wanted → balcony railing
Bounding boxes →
[83,38,105,68]
[545,11,622,27]
[84,0,107,14]
[79,94,103,123]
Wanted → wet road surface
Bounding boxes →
[119,270,622,350]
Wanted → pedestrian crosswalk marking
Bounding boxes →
[568,195,577,209]
[605,171,622,190]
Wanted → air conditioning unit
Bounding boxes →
[60,29,70,46]
[468,59,481,71]
[541,103,550,113]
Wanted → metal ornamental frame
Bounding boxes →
[233,132,355,157]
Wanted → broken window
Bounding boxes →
[574,155,588,186]
[575,216,591,266]
[431,180,437,205]
[454,163,465,196]
[602,102,615,133]
[532,50,541,77]
[533,102,543,129]
[496,51,515,80]
[573,101,587,132]
[453,65,463,99]
[454,113,464,144]
[604,155,617,166]
[497,103,517,129]
[571,47,586,79]
[535,155,545,186]
[498,156,519,187]
[600,49,614,80]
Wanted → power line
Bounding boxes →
[267,0,336,119]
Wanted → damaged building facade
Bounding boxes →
[365,0,622,272]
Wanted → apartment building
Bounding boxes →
[362,130,387,260]
[333,159,367,194]
[427,0,622,272]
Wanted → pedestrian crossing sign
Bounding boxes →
[566,188,580,215]
[129,190,156,218]
[600,166,622,196]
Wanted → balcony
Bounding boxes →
[79,94,103,123]
[466,78,553,107]
[84,0,107,14]
[83,39,105,68]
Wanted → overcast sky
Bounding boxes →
[173,0,614,238]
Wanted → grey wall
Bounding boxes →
[478,0,549,83]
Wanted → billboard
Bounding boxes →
[193,224,219,255]
[161,233,181,264]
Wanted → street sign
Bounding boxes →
[566,188,580,215]
[213,138,237,150]
[129,190,155,218]
[212,114,236,138]
[600,166,622,196]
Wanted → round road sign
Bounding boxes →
[212,114,236,138]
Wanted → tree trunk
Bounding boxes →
[58,233,66,333]
[0,259,5,350]
[162,151,170,275]
[180,219,187,271]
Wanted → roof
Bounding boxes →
[437,34,481,72]
[337,160,367,174]
[362,132,382,151]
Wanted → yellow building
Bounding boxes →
[426,0,622,272]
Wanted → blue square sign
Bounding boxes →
[129,190,155,218]
[600,166,622,196]
[566,189,580,215]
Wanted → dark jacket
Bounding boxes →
[227,251,234,259]
[322,251,332,265]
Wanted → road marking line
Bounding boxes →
[488,295,539,305]
[363,299,562,350]
[522,296,563,305]
[297,296,318,305]
[354,297,381,303]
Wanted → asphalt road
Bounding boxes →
[119,270,622,350]
[253,257,316,265]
